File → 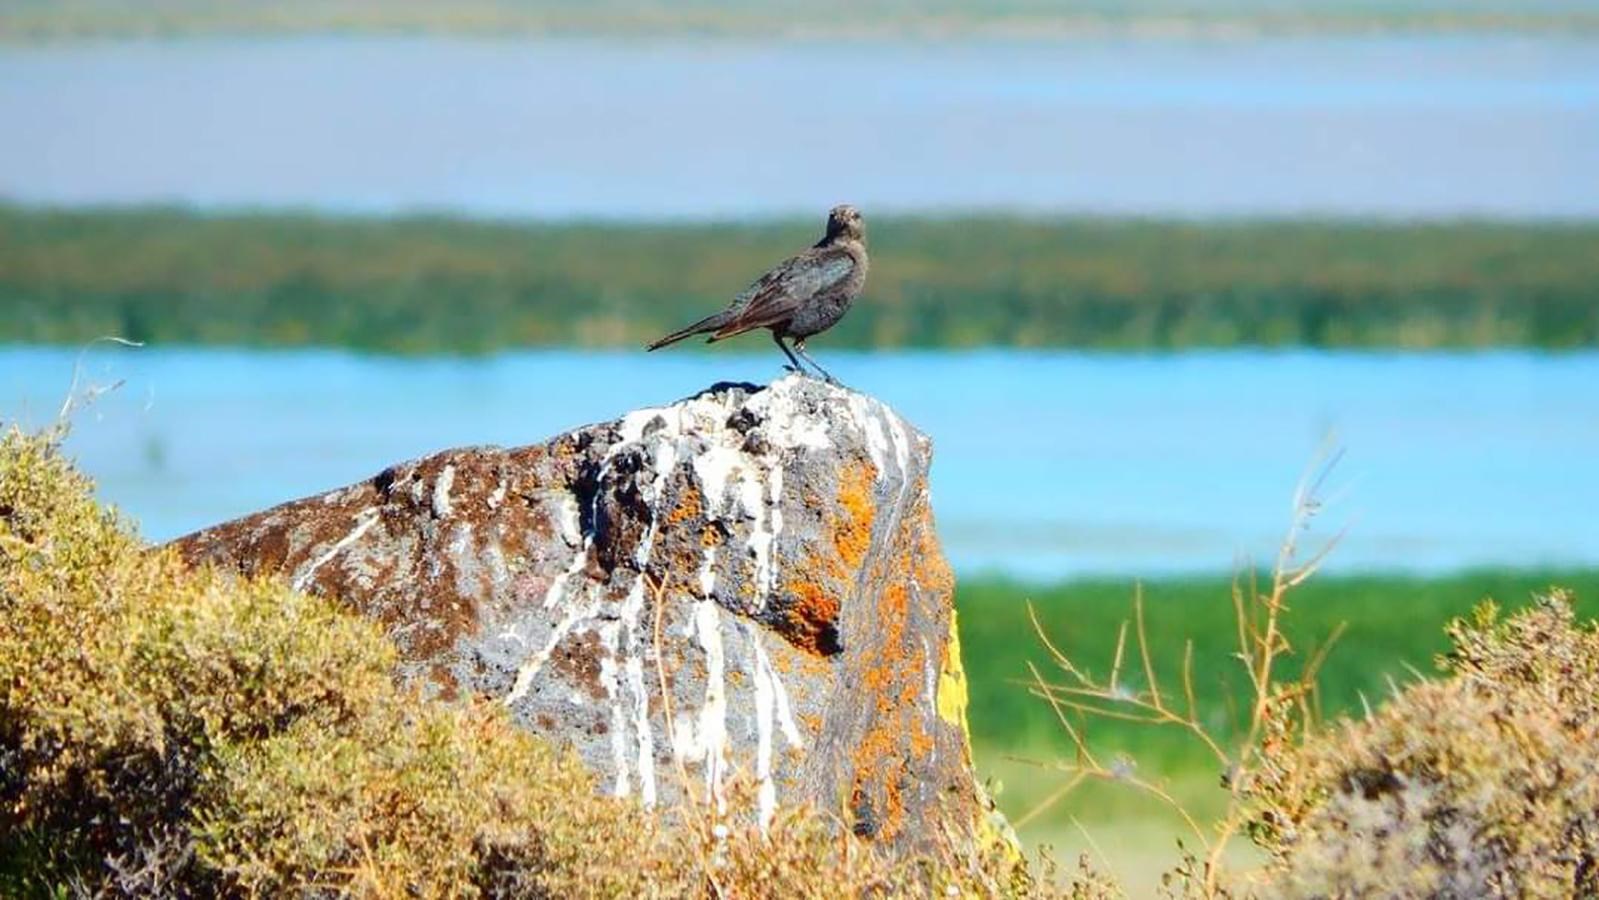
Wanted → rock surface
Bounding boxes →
[172,376,990,853]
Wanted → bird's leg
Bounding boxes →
[772,333,808,376]
[793,340,842,386]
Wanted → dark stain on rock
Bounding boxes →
[550,629,606,701]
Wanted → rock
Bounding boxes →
[171,375,994,854]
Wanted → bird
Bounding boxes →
[645,204,868,385]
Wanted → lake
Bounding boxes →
[1,34,1596,218]
[3,347,1594,578]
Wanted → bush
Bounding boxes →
[1251,594,1599,899]
[0,426,1047,897]
[0,424,653,895]
[1013,451,1598,899]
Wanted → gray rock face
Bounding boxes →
[173,376,990,852]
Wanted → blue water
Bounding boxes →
[1,35,1596,218]
[2,347,1594,578]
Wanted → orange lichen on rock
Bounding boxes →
[848,556,922,841]
[832,460,878,571]
[665,484,702,526]
[784,581,843,655]
[839,480,976,847]
[859,582,909,700]
[699,523,721,548]
[775,459,879,656]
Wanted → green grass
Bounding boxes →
[3,205,1597,352]
[957,568,1599,827]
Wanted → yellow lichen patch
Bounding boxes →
[937,609,970,730]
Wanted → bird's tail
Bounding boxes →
[645,311,732,351]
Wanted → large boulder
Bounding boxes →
[172,375,993,854]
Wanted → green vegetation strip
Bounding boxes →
[4,0,1597,40]
[958,568,1599,822]
[3,206,1597,352]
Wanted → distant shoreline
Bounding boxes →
[3,9,1598,44]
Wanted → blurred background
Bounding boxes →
[2,1,1596,889]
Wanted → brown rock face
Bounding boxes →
[171,376,990,854]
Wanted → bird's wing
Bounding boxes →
[712,247,857,339]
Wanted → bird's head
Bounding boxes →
[824,204,865,244]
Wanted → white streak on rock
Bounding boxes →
[884,406,912,482]
[692,445,743,521]
[554,493,582,546]
[617,406,668,443]
[500,482,602,689]
[541,539,589,611]
[612,431,675,808]
[626,653,657,806]
[698,544,718,598]
[752,633,777,829]
[503,599,593,705]
[749,375,832,450]
[634,442,677,567]
[751,460,789,610]
[748,623,806,831]
[847,394,891,475]
[739,469,775,606]
[769,464,785,537]
[292,508,379,592]
[598,621,632,798]
[431,464,456,518]
[615,575,659,807]
[488,479,507,510]
[673,599,730,810]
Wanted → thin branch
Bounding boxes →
[58,335,143,421]
[1135,586,1162,711]
[1028,600,1091,683]
[1012,770,1089,830]
[1182,639,1199,724]
[1109,620,1129,691]
[1028,660,1098,768]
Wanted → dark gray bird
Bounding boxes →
[646,204,868,384]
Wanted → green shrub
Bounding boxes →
[0,424,654,895]
[0,426,1051,897]
[1251,594,1599,899]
